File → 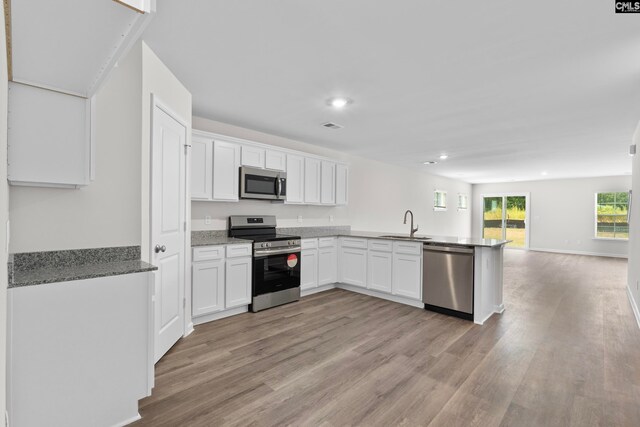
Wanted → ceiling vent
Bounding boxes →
[322,122,344,130]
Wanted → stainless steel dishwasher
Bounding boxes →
[422,244,474,320]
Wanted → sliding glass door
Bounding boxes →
[482,194,529,249]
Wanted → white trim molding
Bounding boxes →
[627,286,640,330]
[529,247,628,259]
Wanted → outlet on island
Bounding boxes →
[204,216,212,225]
[297,216,303,223]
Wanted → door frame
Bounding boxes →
[480,192,531,250]
[149,94,193,358]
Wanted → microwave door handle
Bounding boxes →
[276,174,281,198]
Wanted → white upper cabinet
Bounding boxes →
[8,83,91,188]
[213,140,240,201]
[190,136,213,200]
[265,150,286,171]
[320,161,336,205]
[304,158,321,204]
[241,146,265,168]
[286,154,305,203]
[336,163,349,206]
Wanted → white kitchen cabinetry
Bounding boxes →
[286,154,305,203]
[225,256,252,308]
[213,140,240,201]
[301,244,319,291]
[265,150,286,171]
[241,145,265,168]
[339,238,368,288]
[190,136,213,200]
[336,163,349,206]
[392,241,422,300]
[321,161,336,205]
[304,157,321,204]
[367,240,393,293]
[318,238,338,285]
[192,259,225,316]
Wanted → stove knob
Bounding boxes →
[261,243,268,248]
[266,242,271,248]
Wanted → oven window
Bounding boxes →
[253,252,301,296]
[245,174,276,195]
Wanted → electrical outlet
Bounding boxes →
[204,216,211,225]
[329,215,334,222]
[297,215,303,223]
[636,280,639,291]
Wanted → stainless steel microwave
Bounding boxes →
[239,166,287,201]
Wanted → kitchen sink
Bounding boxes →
[380,235,432,240]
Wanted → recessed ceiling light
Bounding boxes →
[439,154,449,160]
[327,97,352,109]
[541,171,548,176]
[423,161,438,165]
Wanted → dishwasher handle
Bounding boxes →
[423,245,474,254]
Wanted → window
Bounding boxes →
[434,190,447,211]
[595,192,629,240]
[458,193,468,210]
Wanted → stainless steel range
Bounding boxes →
[228,215,301,312]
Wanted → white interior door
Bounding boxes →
[151,101,187,363]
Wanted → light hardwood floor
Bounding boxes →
[135,251,640,426]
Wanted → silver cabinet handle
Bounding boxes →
[276,175,281,198]
[155,245,166,253]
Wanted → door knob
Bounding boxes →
[155,244,166,253]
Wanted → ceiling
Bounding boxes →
[142,0,640,183]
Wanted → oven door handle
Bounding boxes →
[254,246,301,257]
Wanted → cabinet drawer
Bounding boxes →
[340,237,368,249]
[193,246,225,262]
[226,244,252,258]
[368,239,393,252]
[301,238,318,249]
[318,237,337,248]
[393,241,422,255]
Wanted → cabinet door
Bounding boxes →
[190,137,213,200]
[192,260,225,317]
[392,254,422,300]
[304,158,321,204]
[213,140,240,201]
[286,154,305,203]
[225,257,252,308]
[301,249,319,290]
[265,150,286,171]
[241,146,265,168]
[318,246,338,285]
[336,163,349,206]
[339,247,367,288]
[320,161,336,205]
[367,251,392,293]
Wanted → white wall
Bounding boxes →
[8,42,143,253]
[140,42,192,262]
[191,117,472,237]
[472,176,632,257]
[627,123,640,325]
[0,0,9,418]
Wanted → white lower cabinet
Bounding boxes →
[301,248,319,290]
[318,246,338,285]
[339,246,367,288]
[392,253,422,300]
[192,259,225,316]
[225,257,252,308]
[192,244,252,323]
[367,250,393,293]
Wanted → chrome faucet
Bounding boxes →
[403,210,419,238]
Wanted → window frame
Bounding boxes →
[594,191,629,241]
[457,193,468,211]
[434,190,447,211]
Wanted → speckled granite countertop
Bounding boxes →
[191,231,252,247]
[8,246,157,288]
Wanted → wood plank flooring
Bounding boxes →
[134,251,640,426]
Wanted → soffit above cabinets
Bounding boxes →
[11,0,154,97]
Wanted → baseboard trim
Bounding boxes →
[112,413,141,427]
[474,311,494,326]
[627,286,640,330]
[193,306,248,326]
[301,284,336,297]
[529,247,628,259]
[335,283,424,308]
[183,322,194,338]
[495,304,505,314]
